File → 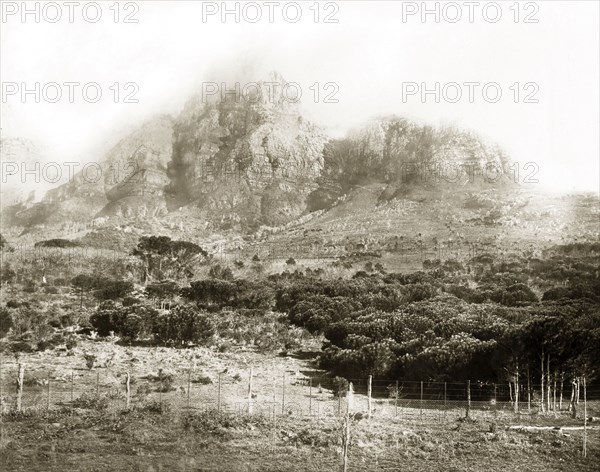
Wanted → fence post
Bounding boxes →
[187,370,192,410]
[272,365,276,417]
[367,375,372,419]
[217,373,222,412]
[493,383,497,420]
[444,382,447,419]
[342,382,352,472]
[96,372,100,397]
[309,378,312,417]
[16,364,24,412]
[125,372,131,410]
[271,403,277,453]
[395,380,399,417]
[281,372,286,415]
[466,380,471,419]
[46,379,51,410]
[348,382,354,415]
[420,381,423,421]
[70,371,74,414]
[247,367,253,415]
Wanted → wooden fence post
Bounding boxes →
[281,372,285,415]
[309,378,312,417]
[125,372,131,410]
[493,383,498,420]
[420,381,423,421]
[444,382,447,419]
[395,380,399,417]
[347,382,354,415]
[70,371,74,414]
[187,370,192,409]
[217,373,221,412]
[342,382,352,472]
[247,367,253,415]
[46,379,51,410]
[16,364,24,412]
[96,371,100,397]
[466,380,471,419]
[367,375,372,419]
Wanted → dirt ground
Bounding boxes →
[1,340,599,471]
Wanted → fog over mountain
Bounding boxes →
[1,2,598,192]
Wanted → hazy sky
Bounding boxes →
[1,0,599,192]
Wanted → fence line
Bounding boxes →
[1,365,598,423]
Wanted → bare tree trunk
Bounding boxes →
[540,349,545,412]
[546,354,551,411]
[514,362,519,414]
[527,365,531,411]
[552,370,557,412]
[570,379,577,419]
[559,373,564,411]
[583,376,587,458]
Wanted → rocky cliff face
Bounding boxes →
[167,71,328,230]
[308,116,511,209]
[98,115,174,218]
[4,116,174,229]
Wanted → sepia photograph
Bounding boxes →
[0,1,599,471]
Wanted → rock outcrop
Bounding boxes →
[98,115,174,218]
[167,71,328,230]
[4,115,174,229]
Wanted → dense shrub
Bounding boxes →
[153,305,215,346]
[0,263,16,284]
[89,301,158,339]
[0,308,13,338]
[208,264,234,281]
[182,279,273,310]
[133,236,208,281]
[34,238,79,248]
[73,390,123,410]
[182,410,268,438]
[145,280,180,299]
[71,274,134,301]
[331,376,349,397]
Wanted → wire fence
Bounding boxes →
[1,365,598,424]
